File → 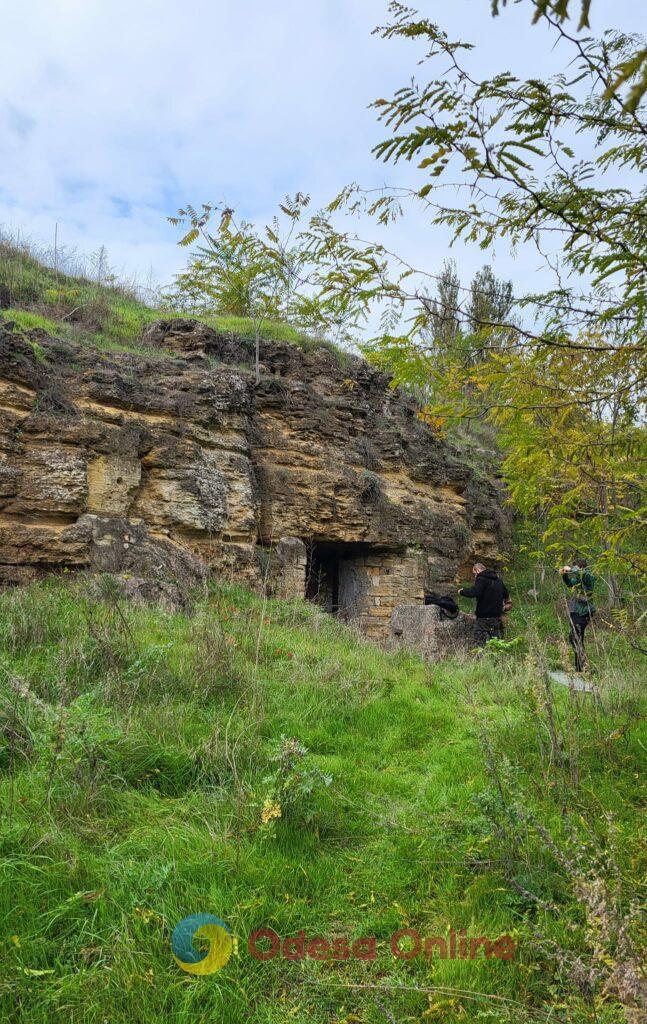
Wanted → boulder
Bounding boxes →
[390,603,475,661]
[87,574,195,612]
[140,318,218,356]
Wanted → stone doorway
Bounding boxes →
[268,536,425,640]
[304,541,424,639]
[305,541,367,618]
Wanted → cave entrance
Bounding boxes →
[305,541,382,621]
[303,540,423,639]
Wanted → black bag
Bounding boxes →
[424,592,459,619]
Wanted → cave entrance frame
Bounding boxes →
[304,539,403,624]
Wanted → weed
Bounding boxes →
[261,735,333,830]
[1,230,355,364]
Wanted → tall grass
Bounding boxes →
[0,574,644,1023]
[0,227,157,307]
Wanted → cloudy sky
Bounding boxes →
[1,0,645,297]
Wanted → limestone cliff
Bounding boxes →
[0,317,510,637]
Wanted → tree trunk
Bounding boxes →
[606,573,622,609]
[255,326,260,384]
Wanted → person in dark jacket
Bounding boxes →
[561,559,596,672]
[459,563,510,646]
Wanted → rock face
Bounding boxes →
[0,317,510,637]
[79,514,208,609]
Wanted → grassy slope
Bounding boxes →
[0,240,331,358]
[0,571,644,1024]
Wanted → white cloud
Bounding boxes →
[1,0,644,294]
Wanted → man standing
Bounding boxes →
[459,563,510,647]
[561,559,596,672]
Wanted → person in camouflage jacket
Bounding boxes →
[561,559,596,672]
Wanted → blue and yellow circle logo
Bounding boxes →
[171,914,233,975]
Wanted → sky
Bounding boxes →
[1,0,645,300]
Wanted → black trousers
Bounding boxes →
[474,616,504,647]
[568,612,591,671]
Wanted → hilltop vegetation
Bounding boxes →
[0,568,644,1024]
[0,231,324,360]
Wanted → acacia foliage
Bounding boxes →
[168,198,312,325]
[168,197,363,357]
[492,0,647,112]
[302,2,646,585]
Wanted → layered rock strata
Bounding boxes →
[0,317,510,637]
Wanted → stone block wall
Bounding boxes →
[344,548,425,639]
[273,536,308,601]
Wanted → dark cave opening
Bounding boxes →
[304,540,391,620]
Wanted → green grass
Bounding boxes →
[0,574,644,1024]
[1,309,63,336]
[0,239,347,363]
[202,314,312,346]
[0,235,164,355]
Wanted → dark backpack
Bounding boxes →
[424,592,460,619]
